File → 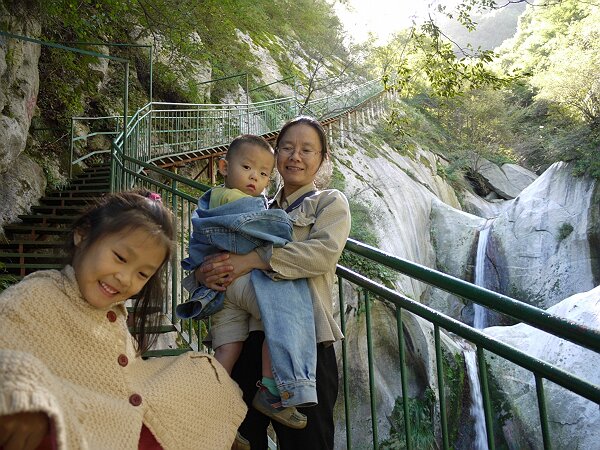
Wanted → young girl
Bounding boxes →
[0,190,246,450]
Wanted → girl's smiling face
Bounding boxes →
[72,228,168,309]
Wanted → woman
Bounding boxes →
[197,116,351,450]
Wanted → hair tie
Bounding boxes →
[147,192,162,202]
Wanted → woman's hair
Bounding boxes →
[66,189,175,355]
[274,115,333,189]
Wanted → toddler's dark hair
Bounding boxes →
[66,189,174,355]
[226,134,274,161]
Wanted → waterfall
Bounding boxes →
[474,221,492,329]
[463,345,489,450]
[466,220,493,449]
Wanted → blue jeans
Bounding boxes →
[179,190,317,407]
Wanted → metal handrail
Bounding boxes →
[344,239,600,353]
[104,72,599,450]
[72,80,384,176]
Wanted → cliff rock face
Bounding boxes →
[484,285,600,450]
[0,17,40,171]
[331,115,599,448]
[0,5,44,231]
[332,117,466,448]
[490,162,599,309]
[475,158,537,199]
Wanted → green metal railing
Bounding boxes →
[336,239,600,449]
[104,79,600,448]
[71,79,384,174]
[6,30,598,450]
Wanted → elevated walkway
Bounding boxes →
[0,31,598,450]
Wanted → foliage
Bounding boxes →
[338,197,398,288]
[329,167,397,287]
[371,15,521,100]
[362,0,600,181]
[0,262,17,292]
[558,223,574,242]
[498,1,600,126]
[494,0,600,176]
[379,389,437,450]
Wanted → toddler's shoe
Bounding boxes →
[251,382,307,429]
[231,431,251,450]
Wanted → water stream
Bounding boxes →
[465,220,494,449]
[463,345,489,450]
[473,221,492,328]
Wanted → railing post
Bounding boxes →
[363,290,378,449]
[338,277,353,449]
[477,346,495,450]
[396,307,413,450]
[69,117,75,178]
[434,325,450,450]
[171,176,179,323]
[535,375,552,450]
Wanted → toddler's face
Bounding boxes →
[222,144,274,196]
[72,228,167,309]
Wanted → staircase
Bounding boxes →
[0,164,192,356]
[0,164,110,280]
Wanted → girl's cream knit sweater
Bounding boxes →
[0,266,246,449]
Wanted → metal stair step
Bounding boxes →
[73,171,110,180]
[80,165,110,173]
[38,196,97,206]
[44,190,108,198]
[1,262,64,274]
[0,252,64,261]
[31,205,85,215]
[48,184,109,192]
[17,214,78,224]
[3,225,71,238]
[0,240,66,250]
[70,178,109,185]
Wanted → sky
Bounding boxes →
[334,0,456,44]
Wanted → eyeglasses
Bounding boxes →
[277,146,321,159]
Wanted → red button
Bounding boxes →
[129,394,142,406]
[106,311,117,322]
[118,354,129,367]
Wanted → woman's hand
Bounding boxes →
[226,251,269,280]
[194,251,268,289]
[0,412,49,450]
[195,252,234,290]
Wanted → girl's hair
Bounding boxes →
[274,115,332,188]
[66,189,175,355]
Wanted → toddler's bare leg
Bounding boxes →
[214,341,243,374]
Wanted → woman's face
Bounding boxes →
[276,123,324,196]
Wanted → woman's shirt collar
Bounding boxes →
[272,183,316,210]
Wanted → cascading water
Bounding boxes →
[473,221,492,329]
[464,220,494,449]
[463,345,489,450]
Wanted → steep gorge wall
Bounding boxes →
[0,4,46,232]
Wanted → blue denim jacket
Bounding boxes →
[179,189,317,406]
[179,191,293,319]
